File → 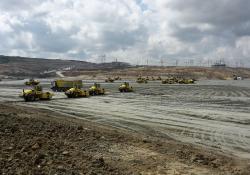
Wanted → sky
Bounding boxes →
[0,0,250,67]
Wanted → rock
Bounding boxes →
[7,146,14,151]
[77,126,83,130]
[47,160,53,165]
[211,159,220,168]
[57,165,66,171]
[62,151,69,155]
[142,138,150,143]
[92,157,105,167]
[34,153,45,165]
[31,143,40,150]
[191,154,209,165]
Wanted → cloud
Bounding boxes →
[0,0,250,66]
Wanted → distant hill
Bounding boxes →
[0,55,131,78]
[1,55,250,80]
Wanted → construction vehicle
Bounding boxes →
[136,76,148,83]
[233,75,243,80]
[20,85,53,102]
[105,77,115,83]
[178,78,195,84]
[89,83,105,95]
[162,79,168,84]
[162,79,175,84]
[114,76,122,80]
[156,76,162,80]
[136,78,148,83]
[51,80,83,92]
[65,88,89,98]
[162,77,178,84]
[119,82,133,92]
[25,79,40,86]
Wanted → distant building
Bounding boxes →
[211,60,226,68]
[212,63,226,68]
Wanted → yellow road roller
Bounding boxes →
[136,76,148,83]
[156,76,162,80]
[105,77,115,83]
[20,86,53,102]
[89,83,105,95]
[119,82,133,92]
[65,88,89,98]
[25,79,40,86]
[178,79,195,84]
[114,76,122,80]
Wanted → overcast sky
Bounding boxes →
[0,0,250,66]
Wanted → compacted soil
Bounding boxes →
[0,103,249,175]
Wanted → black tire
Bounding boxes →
[25,95,35,102]
[24,96,29,102]
[89,91,94,96]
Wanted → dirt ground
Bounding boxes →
[1,79,250,159]
[63,67,250,80]
[1,103,250,175]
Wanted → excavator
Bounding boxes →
[119,82,133,92]
[20,85,53,102]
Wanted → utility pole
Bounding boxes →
[207,59,210,67]
[99,54,106,63]
[175,60,179,67]
[160,59,164,67]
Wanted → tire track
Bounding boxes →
[1,80,250,158]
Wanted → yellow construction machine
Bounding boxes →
[119,82,133,92]
[89,83,105,95]
[162,77,178,84]
[105,77,115,83]
[65,88,89,98]
[20,85,53,102]
[25,79,40,86]
[178,79,195,84]
[136,76,148,83]
[114,76,122,80]
[162,79,175,84]
[156,76,162,80]
[51,80,83,92]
